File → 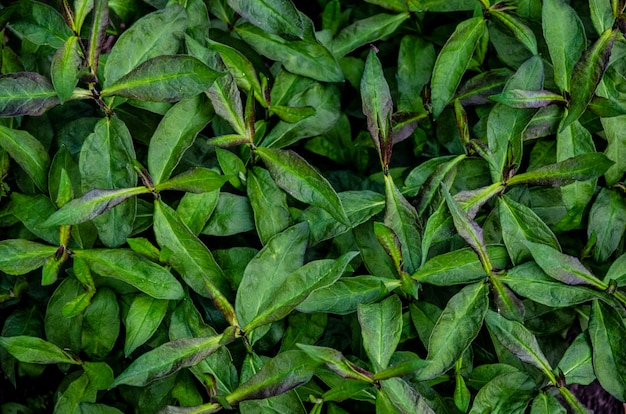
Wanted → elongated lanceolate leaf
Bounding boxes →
[0,72,59,116]
[101,56,223,102]
[362,48,393,168]
[0,336,79,365]
[490,10,538,55]
[330,13,410,58]
[489,89,566,108]
[87,0,108,76]
[111,333,229,387]
[0,125,50,192]
[247,166,291,245]
[431,17,487,117]
[51,36,83,104]
[562,28,617,129]
[507,153,613,187]
[358,295,402,372]
[227,0,303,38]
[154,168,230,193]
[104,5,187,86]
[298,344,374,382]
[74,249,184,300]
[124,294,169,356]
[44,187,150,227]
[147,94,214,185]
[255,147,349,226]
[0,240,56,275]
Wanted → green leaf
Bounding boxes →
[247,166,291,245]
[605,252,626,287]
[490,10,538,55]
[298,344,374,383]
[269,105,315,124]
[111,333,230,388]
[245,252,358,332]
[0,240,56,275]
[498,195,560,265]
[297,276,390,315]
[397,35,435,112]
[147,94,214,185]
[420,282,488,380]
[81,288,120,359]
[469,371,536,414]
[87,0,108,76]
[329,13,410,58]
[0,125,50,192]
[155,168,229,193]
[175,191,219,235]
[255,147,349,226]
[104,5,187,86]
[9,1,73,48]
[602,116,626,186]
[51,36,83,104]
[406,0,477,12]
[236,223,308,341]
[234,23,343,83]
[226,350,320,404]
[153,200,231,305]
[202,192,255,236]
[124,294,169,356]
[361,48,393,168]
[0,335,79,365]
[531,391,567,414]
[74,248,185,300]
[588,300,626,401]
[227,0,303,38]
[101,56,223,102]
[562,28,618,129]
[542,0,586,92]
[44,187,150,227]
[524,241,605,289]
[45,278,85,353]
[557,332,595,386]
[489,89,566,108]
[431,17,487,117]
[379,377,435,414]
[485,310,556,383]
[413,245,509,286]
[507,153,614,187]
[10,193,58,245]
[358,295,402,372]
[588,188,626,262]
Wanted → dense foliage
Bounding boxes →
[1,0,626,412]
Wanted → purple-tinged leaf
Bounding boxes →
[489,89,566,108]
[507,153,613,187]
[0,73,60,117]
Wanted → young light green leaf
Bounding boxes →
[234,23,343,83]
[542,0,586,92]
[51,36,83,104]
[485,310,556,384]
[588,300,626,401]
[361,48,393,168]
[247,166,291,245]
[124,294,169,356]
[490,10,538,55]
[44,187,150,227]
[227,0,303,38]
[111,333,230,388]
[562,28,618,129]
[431,16,487,117]
[155,168,229,193]
[358,295,402,372]
[147,94,214,185]
[0,335,79,365]
[74,248,185,300]
[0,125,50,191]
[101,56,223,102]
[255,147,349,226]
[588,188,626,262]
[498,195,560,265]
[506,153,613,187]
[104,5,187,86]
[0,240,56,275]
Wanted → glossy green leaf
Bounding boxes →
[9,1,72,48]
[431,17,487,117]
[562,28,618,129]
[51,36,82,104]
[234,23,343,83]
[176,190,219,235]
[155,168,229,193]
[0,240,56,275]
[0,335,79,365]
[227,0,303,38]
[485,310,556,383]
[589,300,626,401]
[74,248,185,300]
[490,10,538,55]
[361,48,393,168]
[124,294,169,356]
[245,252,358,332]
[0,125,50,191]
[255,147,349,226]
[153,199,231,304]
[557,332,595,386]
[247,166,290,245]
[104,5,187,86]
[111,332,230,388]
[413,245,509,285]
[602,116,626,186]
[498,195,560,265]
[358,295,402,372]
[296,344,374,382]
[329,13,410,58]
[531,391,567,414]
[147,94,214,185]
[588,188,626,262]
[203,61,246,137]
[101,56,223,102]
[81,288,120,359]
[469,371,536,414]
[489,89,566,108]
[507,153,614,187]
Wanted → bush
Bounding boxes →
[1,0,626,412]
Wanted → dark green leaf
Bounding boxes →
[51,36,82,104]
[202,192,255,236]
[605,252,626,286]
[0,125,50,191]
[0,335,79,365]
[81,288,120,359]
[601,115,626,185]
[557,332,595,386]
[9,1,72,48]
[358,295,403,372]
[124,294,169,356]
[87,0,108,76]
[0,240,56,275]
[379,378,435,414]
[490,10,538,55]
[10,193,58,245]
[588,188,626,262]
[531,391,567,414]
[247,166,290,245]
[469,371,536,414]
[297,344,374,382]
[489,89,566,108]
[227,0,303,38]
